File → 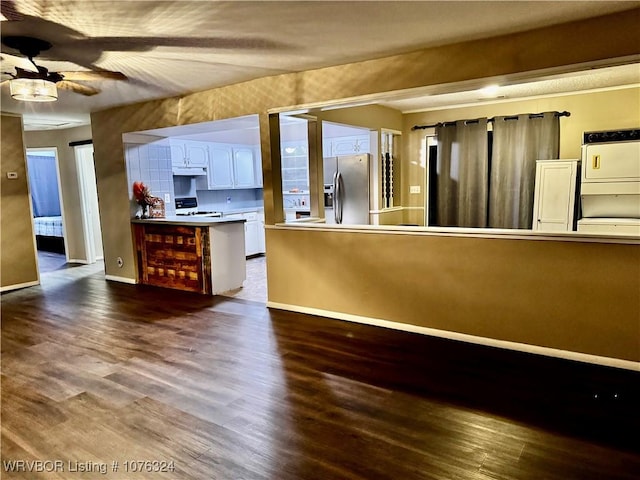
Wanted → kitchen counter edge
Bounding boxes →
[131,217,246,226]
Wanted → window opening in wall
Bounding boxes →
[418,111,567,229]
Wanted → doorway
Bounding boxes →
[26,148,68,273]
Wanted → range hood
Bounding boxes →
[172,167,207,176]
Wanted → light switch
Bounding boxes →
[6,172,18,179]
[164,193,171,203]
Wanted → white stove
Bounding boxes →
[175,197,222,217]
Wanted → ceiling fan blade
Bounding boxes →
[79,36,290,52]
[0,0,25,21]
[0,52,38,72]
[56,80,100,96]
[59,70,127,81]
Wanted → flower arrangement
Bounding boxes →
[133,181,153,218]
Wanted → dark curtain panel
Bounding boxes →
[435,119,489,227]
[27,155,62,217]
[489,113,560,229]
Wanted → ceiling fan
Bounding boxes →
[1,35,127,99]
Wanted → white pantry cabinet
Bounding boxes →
[532,159,580,232]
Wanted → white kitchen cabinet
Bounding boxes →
[244,217,261,256]
[224,211,265,256]
[170,140,209,169]
[257,211,266,253]
[532,159,580,232]
[324,134,370,157]
[233,147,257,188]
[208,143,261,189]
[209,145,235,189]
[255,146,263,187]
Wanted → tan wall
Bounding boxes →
[24,125,93,262]
[266,227,640,362]
[402,87,640,222]
[81,10,639,362]
[1,114,38,289]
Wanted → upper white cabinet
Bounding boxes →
[324,134,370,157]
[209,145,235,189]
[532,159,580,232]
[170,140,209,169]
[208,143,261,189]
[233,147,257,188]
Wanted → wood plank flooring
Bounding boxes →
[1,263,639,479]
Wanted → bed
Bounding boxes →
[34,215,65,253]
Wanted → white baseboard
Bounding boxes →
[105,275,137,284]
[1,280,40,292]
[68,258,89,264]
[267,301,640,372]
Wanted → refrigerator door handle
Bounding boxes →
[336,171,344,224]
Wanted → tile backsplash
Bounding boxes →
[125,143,175,216]
[197,188,263,212]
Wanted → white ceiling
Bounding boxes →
[1,1,638,131]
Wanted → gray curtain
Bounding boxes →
[435,119,488,227]
[489,113,559,229]
[27,154,62,217]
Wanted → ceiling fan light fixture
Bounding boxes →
[9,78,58,102]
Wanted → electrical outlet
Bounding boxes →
[164,193,170,203]
[410,185,421,194]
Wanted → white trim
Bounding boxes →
[266,222,640,244]
[0,280,40,292]
[105,275,137,284]
[67,258,89,265]
[369,206,404,214]
[267,301,640,372]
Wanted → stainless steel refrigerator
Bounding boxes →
[323,154,370,224]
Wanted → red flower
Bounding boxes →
[132,181,152,205]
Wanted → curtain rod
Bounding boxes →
[411,111,570,131]
[68,139,93,147]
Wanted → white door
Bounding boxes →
[75,144,104,262]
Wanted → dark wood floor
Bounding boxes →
[1,264,639,479]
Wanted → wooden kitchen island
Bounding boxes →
[132,217,246,295]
